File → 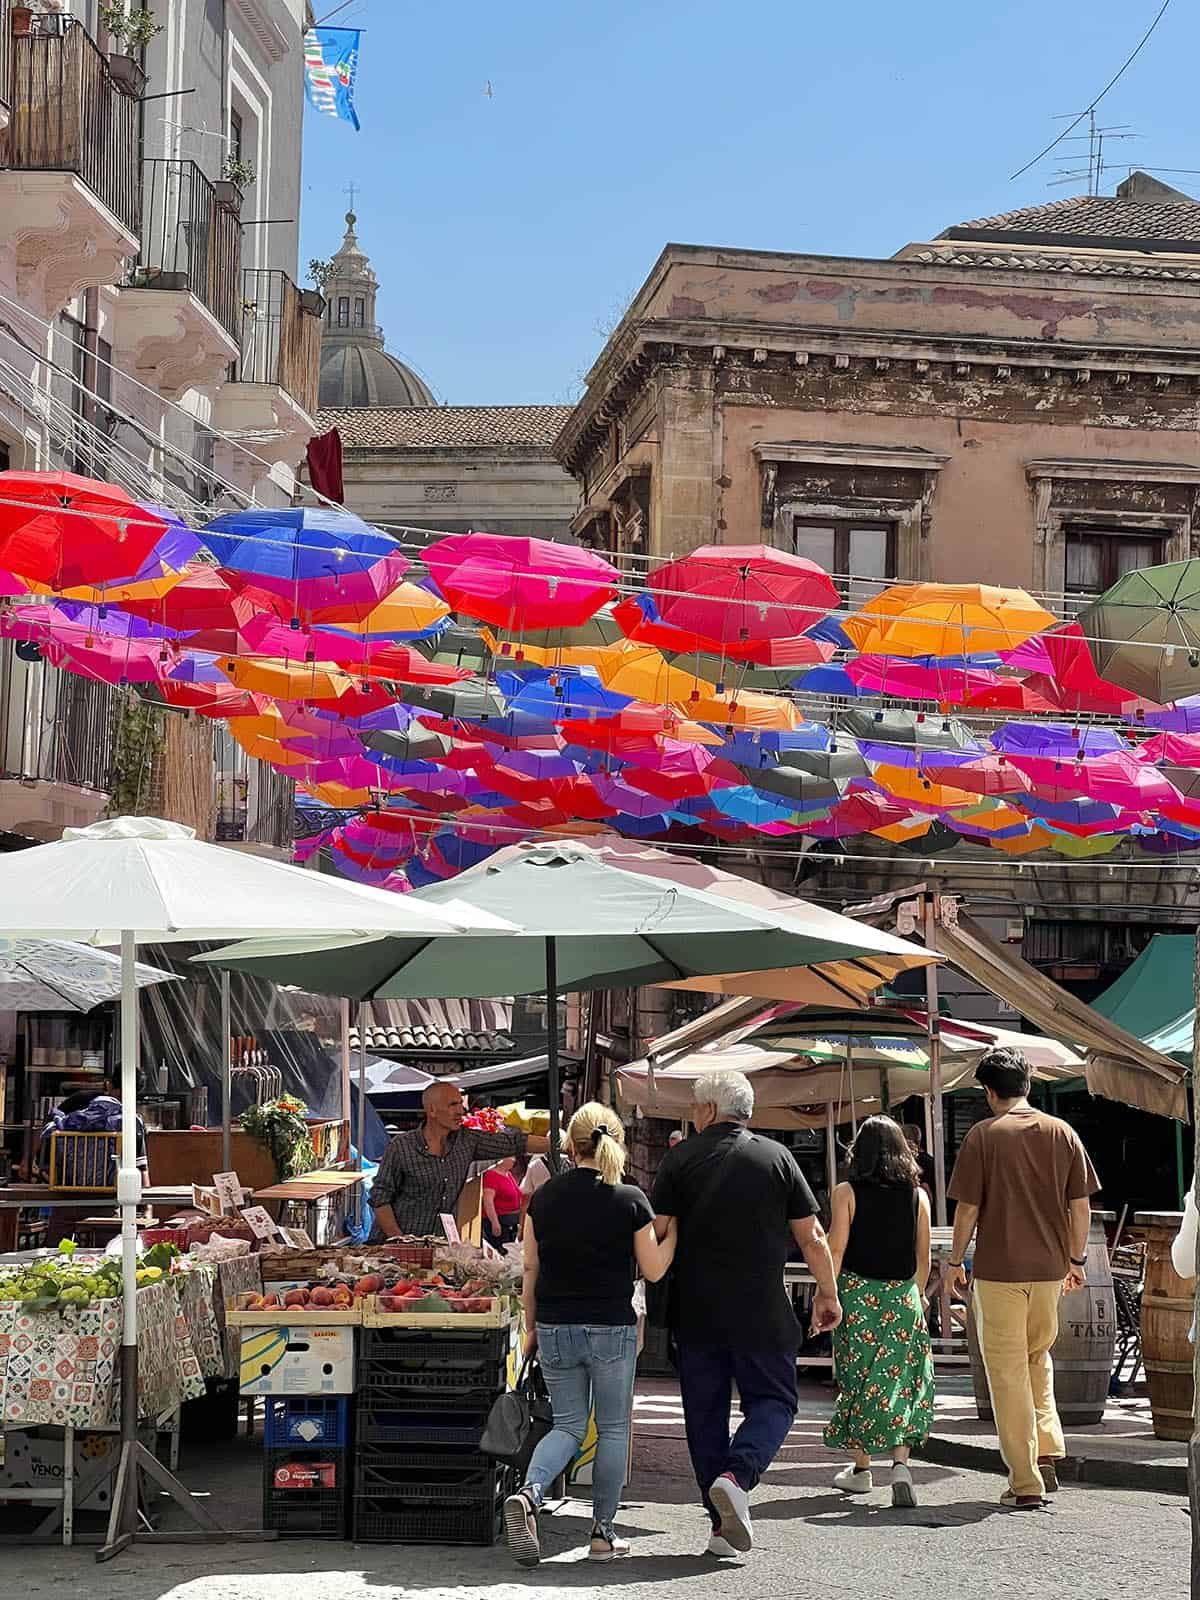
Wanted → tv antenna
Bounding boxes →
[1048,108,1141,193]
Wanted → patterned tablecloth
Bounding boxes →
[0,1272,218,1429]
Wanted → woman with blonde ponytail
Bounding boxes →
[504,1102,676,1567]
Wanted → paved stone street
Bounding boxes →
[12,1384,1189,1600]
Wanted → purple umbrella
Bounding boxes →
[990,721,1126,759]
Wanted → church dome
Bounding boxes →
[317,211,437,410]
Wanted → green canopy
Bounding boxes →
[199,841,931,1162]
[1089,934,1195,1067]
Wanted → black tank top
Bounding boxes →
[842,1180,918,1281]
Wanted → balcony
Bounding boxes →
[0,20,141,317]
[211,268,324,493]
[114,158,241,397]
[0,642,112,841]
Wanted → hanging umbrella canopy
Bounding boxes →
[312,581,450,635]
[844,582,1056,658]
[0,471,172,589]
[1078,561,1200,704]
[648,545,838,645]
[424,533,619,629]
[841,707,985,755]
[198,839,933,1002]
[0,939,179,1011]
[200,507,406,613]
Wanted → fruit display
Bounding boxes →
[235,1265,496,1317]
[0,1239,182,1311]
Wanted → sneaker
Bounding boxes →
[706,1529,741,1559]
[833,1464,874,1493]
[1037,1457,1060,1494]
[588,1523,631,1562]
[1000,1490,1046,1511]
[503,1489,541,1566]
[708,1473,753,1552]
[891,1462,917,1508]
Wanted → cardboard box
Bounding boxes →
[238,1325,355,1395]
[0,1429,120,1512]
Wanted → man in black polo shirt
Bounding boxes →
[652,1070,841,1557]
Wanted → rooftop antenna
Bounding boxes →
[1047,110,1141,193]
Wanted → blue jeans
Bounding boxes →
[677,1344,798,1527]
[524,1323,638,1528]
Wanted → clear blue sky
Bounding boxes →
[300,0,1196,408]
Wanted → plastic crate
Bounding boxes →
[262,1450,346,1538]
[357,1360,503,1410]
[265,1396,350,1449]
[355,1405,490,1449]
[359,1326,508,1367]
[351,1488,505,1545]
[354,1447,502,1498]
[48,1131,117,1190]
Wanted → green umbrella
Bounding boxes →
[199,842,929,1165]
[1078,560,1200,703]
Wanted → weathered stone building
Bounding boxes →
[313,213,578,541]
[556,173,1200,948]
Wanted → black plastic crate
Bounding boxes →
[359,1327,509,1371]
[262,1449,346,1538]
[357,1359,503,1409]
[351,1488,505,1545]
[355,1405,490,1449]
[354,1447,503,1497]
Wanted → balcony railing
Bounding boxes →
[132,159,243,342]
[3,22,141,237]
[238,268,323,417]
[0,1,12,125]
[0,642,116,796]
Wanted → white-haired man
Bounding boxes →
[652,1070,841,1556]
[369,1080,548,1242]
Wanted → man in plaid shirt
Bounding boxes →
[369,1080,549,1241]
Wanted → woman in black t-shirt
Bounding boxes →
[503,1102,676,1567]
[823,1116,935,1508]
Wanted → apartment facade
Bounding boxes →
[0,0,320,845]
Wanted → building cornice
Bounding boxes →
[230,0,293,64]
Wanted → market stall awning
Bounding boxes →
[1088,934,1194,1067]
[927,913,1188,1119]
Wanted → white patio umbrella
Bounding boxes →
[0,815,512,1559]
[0,938,178,1011]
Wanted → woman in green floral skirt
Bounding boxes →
[823,1115,935,1508]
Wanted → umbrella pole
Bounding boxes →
[220,970,232,1172]
[923,895,948,1227]
[98,939,242,1561]
[824,1099,837,1203]
[546,938,561,1172]
[357,1001,367,1178]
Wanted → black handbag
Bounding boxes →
[479,1355,554,1475]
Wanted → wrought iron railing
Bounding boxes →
[0,641,117,796]
[4,22,141,237]
[132,159,243,343]
[238,268,323,417]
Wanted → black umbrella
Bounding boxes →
[842,708,983,754]
[397,679,510,721]
[362,725,454,763]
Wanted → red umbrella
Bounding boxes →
[0,471,172,589]
[1023,623,1157,714]
[961,680,1057,714]
[123,565,287,652]
[611,596,832,666]
[924,757,1032,798]
[648,544,838,645]
[424,533,619,628]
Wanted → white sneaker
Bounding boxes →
[706,1530,742,1558]
[833,1464,873,1493]
[708,1475,753,1552]
[891,1462,917,1508]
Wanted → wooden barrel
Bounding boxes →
[968,1213,1116,1427]
[1134,1210,1194,1443]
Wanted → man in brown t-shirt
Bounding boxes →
[947,1046,1099,1509]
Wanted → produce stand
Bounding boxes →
[0,1187,197,1254]
[252,1169,370,1246]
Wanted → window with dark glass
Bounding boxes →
[353,298,365,327]
[791,518,896,603]
[230,109,244,165]
[1064,526,1167,598]
[337,296,350,327]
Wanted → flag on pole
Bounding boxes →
[304,27,362,130]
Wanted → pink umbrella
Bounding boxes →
[649,544,838,645]
[1138,732,1200,768]
[424,534,619,628]
[846,656,1006,703]
[59,632,171,685]
[1007,750,1182,809]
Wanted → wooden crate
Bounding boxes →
[361,1295,509,1330]
[226,1302,362,1327]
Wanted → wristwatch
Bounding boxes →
[1070,1255,1087,1267]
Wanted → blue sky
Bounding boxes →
[300,0,1196,408]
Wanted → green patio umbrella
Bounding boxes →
[1078,560,1200,703]
[199,842,931,1166]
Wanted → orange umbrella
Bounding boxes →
[873,816,936,843]
[593,643,715,704]
[26,568,192,607]
[312,581,450,634]
[870,763,978,808]
[687,689,802,732]
[845,582,1056,658]
[986,826,1055,856]
[218,656,359,703]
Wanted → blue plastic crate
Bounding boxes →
[264,1396,349,1449]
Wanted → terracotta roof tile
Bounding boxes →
[317,404,574,450]
[942,194,1200,250]
[348,1022,517,1056]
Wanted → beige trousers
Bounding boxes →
[973,1279,1065,1498]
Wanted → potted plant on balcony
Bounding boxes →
[11,5,36,36]
[215,155,256,215]
[301,259,331,317]
[99,3,162,98]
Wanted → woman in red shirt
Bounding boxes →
[483,1156,523,1245]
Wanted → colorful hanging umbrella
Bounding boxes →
[1024,622,1151,714]
[845,656,1006,704]
[612,593,831,667]
[201,507,406,615]
[0,471,172,588]
[989,721,1126,759]
[1077,561,1200,704]
[423,533,618,629]
[844,582,1056,658]
[121,565,287,652]
[841,708,984,755]
[1139,732,1200,768]
[1007,750,1181,810]
[924,756,1031,798]
[648,544,838,644]
[309,580,450,634]
[870,763,979,809]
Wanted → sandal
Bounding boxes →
[588,1521,631,1561]
[503,1488,541,1567]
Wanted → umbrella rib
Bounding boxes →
[15,964,87,1012]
